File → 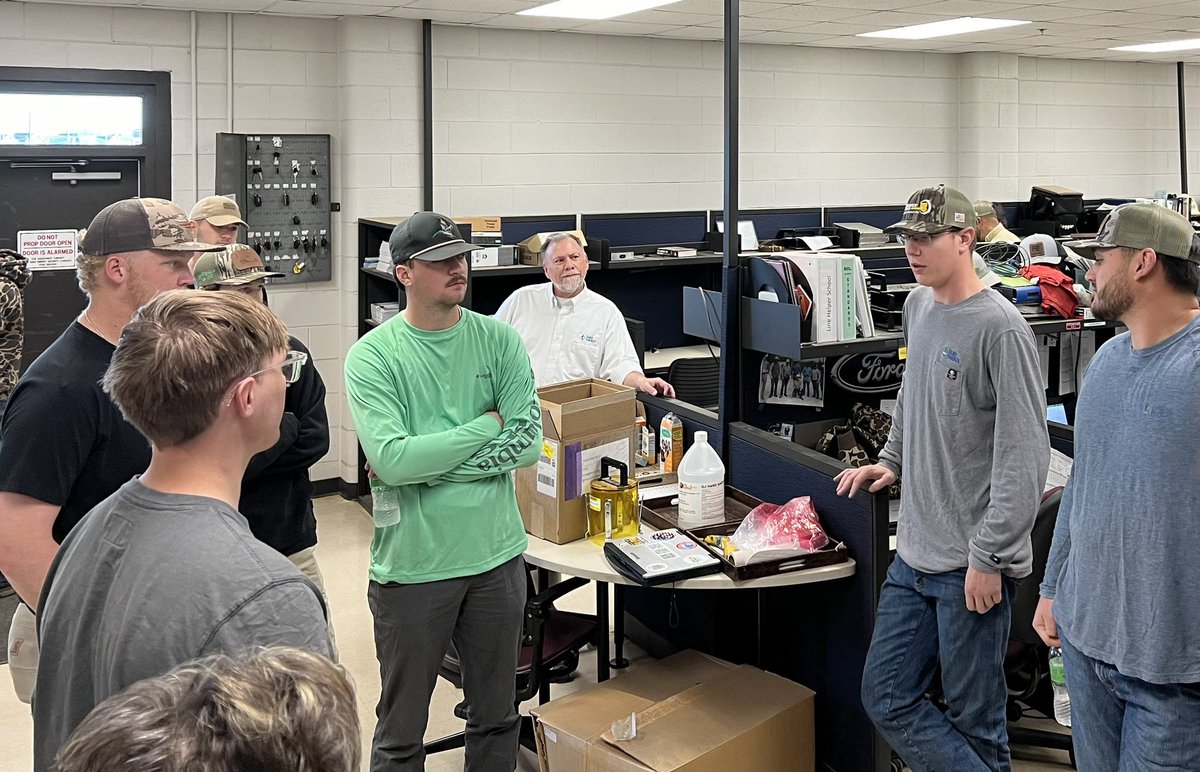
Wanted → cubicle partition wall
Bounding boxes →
[727,422,891,772]
[822,204,905,231]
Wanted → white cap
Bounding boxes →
[695,431,708,443]
[1021,233,1062,265]
[972,252,1002,287]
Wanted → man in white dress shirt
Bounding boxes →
[496,233,674,396]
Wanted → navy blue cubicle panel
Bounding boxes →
[823,205,905,231]
[728,423,891,772]
[713,207,822,241]
[502,214,577,246]
[581,211,709,251]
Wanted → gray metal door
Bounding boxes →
[0,157,140,370]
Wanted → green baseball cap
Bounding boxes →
[1066,202,1200,264]
[887,185,976,234]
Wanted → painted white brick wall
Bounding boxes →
[4,4,1198,487]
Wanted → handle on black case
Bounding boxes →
[600,457,628,488]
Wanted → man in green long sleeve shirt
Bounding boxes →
[345,212,541,772]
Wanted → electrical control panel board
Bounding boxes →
[214,132,332,285]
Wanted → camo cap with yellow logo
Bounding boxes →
[192,244,285,288]
[1066,202,1200,264]
[887,185,976,235]
[80,198,224,256]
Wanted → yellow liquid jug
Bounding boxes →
[587,457,639,546]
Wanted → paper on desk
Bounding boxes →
[716,220,759,251]
[730,546,812,567]
[799,236,833,250]
[639,484,679,501]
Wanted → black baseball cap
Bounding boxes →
[389,212,476,264]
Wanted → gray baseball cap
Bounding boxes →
[1066,202,1199,263]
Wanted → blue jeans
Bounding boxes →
[862,555,1015,772]
[1061,632,1200,771]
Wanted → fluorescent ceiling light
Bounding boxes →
[517,0,681,20]
[1110,38,1200,53]
[858,17,1029,40]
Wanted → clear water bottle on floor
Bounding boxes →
[1048,646,1071,727]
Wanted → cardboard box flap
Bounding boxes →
[598,666,815,771]
[538,379,635,441]
[532,687,653,741]
[599,650,733,703]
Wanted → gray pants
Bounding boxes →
[368,556,526,772]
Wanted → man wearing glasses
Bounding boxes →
[836,184,1048,771]
[32,290,332,771]
[0,198,222,701]
[192,245,332,623]
[496,232,674,395]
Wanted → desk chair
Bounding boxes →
[1006,486,1075,767]
[423,574,599,756]
[665,356,720,410]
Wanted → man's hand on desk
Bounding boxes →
[833,464,896,498]
[625,373,675,398]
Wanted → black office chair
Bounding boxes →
[666,356,720,409]
[423,573,600,756]
[1006,486,1076,767]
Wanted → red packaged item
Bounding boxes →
[732,496,830,553]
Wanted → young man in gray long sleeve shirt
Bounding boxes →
[1034,203,1200,772]
[837,184,1048,772]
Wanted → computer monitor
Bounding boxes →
[1047,403,1069,426]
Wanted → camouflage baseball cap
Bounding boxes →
[973,200,997,219]
[80,198,223,256]
[192,244,285,288]
[189,195,247,228]
[887,185,976,234]
[1066,203,1199,264]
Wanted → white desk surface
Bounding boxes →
[644,345,720,371]
[524,532,855,590]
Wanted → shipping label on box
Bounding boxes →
[536,441,557,498]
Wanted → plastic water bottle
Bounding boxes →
[677,431,725,527]
[1048,646,1071,727]
[370,477,402,528]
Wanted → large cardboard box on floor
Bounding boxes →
[517,379,636,544]
[531,650,815,772]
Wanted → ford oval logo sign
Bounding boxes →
[831,352,905,395]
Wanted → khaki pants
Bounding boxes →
[288,545,337,658]
[7,602,37,703]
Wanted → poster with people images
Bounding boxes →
[758,355,826,408]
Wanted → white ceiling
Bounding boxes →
[25,0,1200,62]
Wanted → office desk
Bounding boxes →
[523,533,855,681]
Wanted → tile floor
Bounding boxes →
[0,495,1074,771]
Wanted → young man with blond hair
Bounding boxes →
[32,290,332,771]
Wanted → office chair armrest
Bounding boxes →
[527,576,590,616]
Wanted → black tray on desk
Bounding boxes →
[641,487,850,581]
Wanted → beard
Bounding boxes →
[554,275,584,296]
[1090,274,1133,322]
[124,265,161,312]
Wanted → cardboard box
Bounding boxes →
[517,379,636,544]
[518,230,588,266]
[455,215,502,233]
[531,650,815,772]
[471,245,517,268]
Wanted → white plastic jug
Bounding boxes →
[677,431,725,527]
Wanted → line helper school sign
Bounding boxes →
[17,230,78,272]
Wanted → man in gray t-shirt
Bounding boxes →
[837,185,1048,772]
[1035,203,1200,771]
[33,290,332,771]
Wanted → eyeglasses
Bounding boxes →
[897,230,952,246]
[246,349,308,385]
